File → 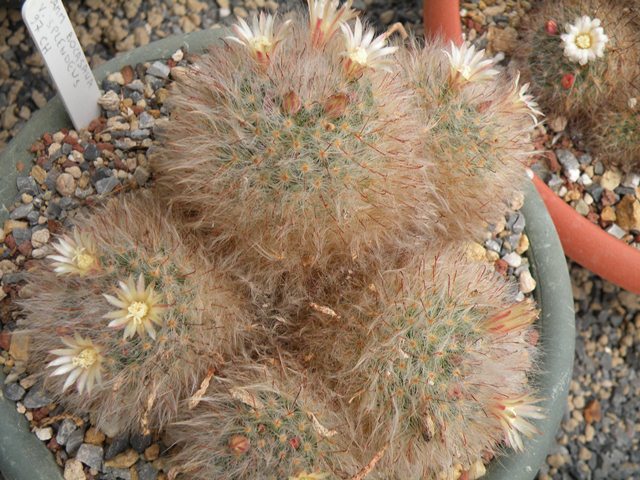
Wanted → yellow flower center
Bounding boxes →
[460,64,473,80]
[73,249,95,271]
[503,406,519,425]
[575,33,592,49]
[350,46,369,66]
[72,348,98,369]
[250,36,272,53]
[127,301,149,324]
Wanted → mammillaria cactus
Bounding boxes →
[16,0,546,475]
[589,101,640,171]
[153,5,539,318]
[152,10,432,309]
[399,41,539,244]
[291,248,541,478]
[19,192,253,434]
[166,364,354,480]
[515,0,640,120]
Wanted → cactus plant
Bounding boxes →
[515,0,640,120]
[14,1,546,476]
[166,364,354,480]
[152,12,433,303]
[153,9,539,319]
[399,41,539,244]
[589,101,640,171]
[290,248,541,478]
[19,192,252,434]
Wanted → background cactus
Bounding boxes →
[166,364,355,480]
[289,248,540,478]
[589,103,640,172]
[19,192,253,435]
[514,0,640,121]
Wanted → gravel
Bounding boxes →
[0,0,636,479]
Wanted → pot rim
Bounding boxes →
[532,174,640,295]
[0,28,574,480]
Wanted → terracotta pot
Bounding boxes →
[532,174,640,295]
[422,0,463,45]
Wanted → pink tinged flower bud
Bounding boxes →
[289,436,301,449]
[282,91,302,116]
[229,435,251,455]
[561,73,575,89]
[545,20,558,35]
[323,93,349,119]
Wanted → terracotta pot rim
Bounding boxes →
[532,173,640,294]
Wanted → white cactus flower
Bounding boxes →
[308,0,357,47]
[340,18,398,77]
[47,334,104,394]
[561,16,608,66]
[492,395,545,452]
[48,229,99,276]
[444,41,499,85]
[104,273,166,340]
[226,12,291,64]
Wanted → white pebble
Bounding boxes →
[578,173,593,187]
[34,427,53,441]
[171,49,184,62]
[519,270,537,293]
[558,186,568,197]
[31,229,50,248]
[574,199,589,216]
[502,252,522,268]
[583,193,594,205]
[622,172,640,188]
[98,91,120,111]
[606,223,626,239]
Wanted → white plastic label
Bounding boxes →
[22,0,101,130]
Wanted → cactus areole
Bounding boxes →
[0,29,574,480]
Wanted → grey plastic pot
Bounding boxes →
[0,29,575,480]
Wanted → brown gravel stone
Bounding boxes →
[104,449,139,469]
[615,195,640,232]
[56,173,76,197]
[17,241,32,257]
[84,427,106,446]
[144,443,160,461]
[487,25,518,54]
[31,165,47,184]
[0,331,11,350]
[600,205,617,223]
[584,399,602,424]
[121,65,135,84]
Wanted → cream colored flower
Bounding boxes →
[47,334,103,394]
[491,395,544,451]
[483,299,537,334]
[308,0,357,47]
[444,41,499,85]
[289,472,329,480]
[507,72,543,125]
[48,229,99,276]
[561,16,608,66]
[226,12,291,64]
[340,18,398,78]
[103,274,165,340]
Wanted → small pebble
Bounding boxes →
[518,270,536,293]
